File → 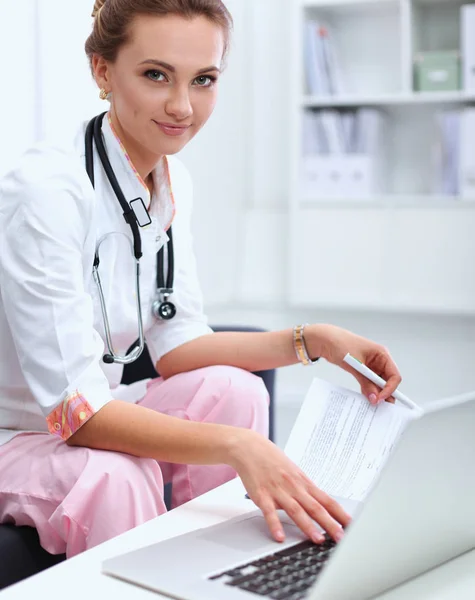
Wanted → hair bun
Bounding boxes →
[91,0,107,18]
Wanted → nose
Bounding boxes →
[165,84,193,121]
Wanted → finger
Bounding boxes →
[299,492,346,543]
[362,383,395,404]
[373,353,401,402]
[351,373,381,406]
[353,352,402,404]
[377,372,402,403]
[278,496,326,544]
[306,482,352,529]
[259,496,286,543]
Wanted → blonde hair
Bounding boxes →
[85,0,233,72]
[91,0,106,18]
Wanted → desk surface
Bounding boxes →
[1,479,474,600]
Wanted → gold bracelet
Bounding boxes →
[293,324,319,366]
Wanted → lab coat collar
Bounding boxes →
[101,113,175,231]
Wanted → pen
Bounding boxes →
[343,353,420,412]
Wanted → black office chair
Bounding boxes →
[0,326,275,590]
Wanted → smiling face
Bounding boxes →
[92,13,224,173]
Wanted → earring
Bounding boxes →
[99,88,108,100]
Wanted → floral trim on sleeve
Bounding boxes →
[163,156,176,232]
[46,392,95,441]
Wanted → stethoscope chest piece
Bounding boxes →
[152,289,177,321]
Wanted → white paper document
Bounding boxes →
[285,379,414,503]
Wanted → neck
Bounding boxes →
[108,109,162,187]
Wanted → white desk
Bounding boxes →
[1,478,474,600]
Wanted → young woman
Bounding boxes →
[0,0,401,558]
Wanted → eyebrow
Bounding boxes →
[138,59,221,74]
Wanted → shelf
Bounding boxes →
[414,0,466,5]
[302,91,475,107]
[288,298,475,317]
[291,0,475,317]
[298,195,475,208]
[301,0,396,9]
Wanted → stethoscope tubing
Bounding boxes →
[85,112,174,364]
[93,258,146,365]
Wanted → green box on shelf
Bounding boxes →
[414,50,461,92]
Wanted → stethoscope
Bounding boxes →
[85,112,176,365]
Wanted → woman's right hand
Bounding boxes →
[226,429,351,544]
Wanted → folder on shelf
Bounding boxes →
[300,108,384,200]
[341,112,356,154]
[302,110,319,155]
[319,110,345,154]
[303,20,343,97]
[304,20,329,95]
[461,4,475,92]
[302,110,330,155]
[436,111,461,197]
[319,25,345,96]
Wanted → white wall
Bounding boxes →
[0,2,37,176]
[0,0,105,177]
[195,1,475,447]
[1,0,474,448]
[179,0,253,305]
[35,0,106,142]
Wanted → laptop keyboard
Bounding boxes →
[208,536,337,599]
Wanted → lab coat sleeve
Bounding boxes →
[0,149,113,441]
[145,157,213,365]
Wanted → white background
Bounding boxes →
[1,0,475,446]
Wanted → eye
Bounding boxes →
[193,75,216,87]
[145,70,167,82]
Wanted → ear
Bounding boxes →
[91,55,112,92]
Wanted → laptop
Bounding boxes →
[103,390,475,600]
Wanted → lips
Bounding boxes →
[153,121,190,137]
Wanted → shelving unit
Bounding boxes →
[289,0,475,315]
[302,90,475,107]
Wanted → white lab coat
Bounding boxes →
[0,114,213,446]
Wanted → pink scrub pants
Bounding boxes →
[0,366,269,558]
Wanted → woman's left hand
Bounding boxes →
[305,324,402,406]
